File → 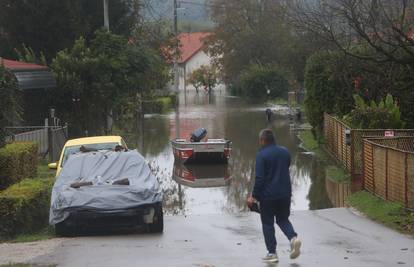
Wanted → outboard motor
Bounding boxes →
[190,128,207,142]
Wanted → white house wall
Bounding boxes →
[179,50,212,91]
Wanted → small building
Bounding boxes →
[176,32,212,91]
[1,58,56,125]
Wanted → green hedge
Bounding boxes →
[304,51,355,137]
[143,96,174,114]
[0,178,53,238]
[0,142,38,190]
[239,64,290,98]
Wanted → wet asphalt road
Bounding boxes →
[31,208,414,267]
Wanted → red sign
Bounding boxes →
[384,130,395,137]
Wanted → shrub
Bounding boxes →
[239,64,290,98]
[343,94,404,129]
[0,142,38,190]
[143,97,173,114]
[0,63,21,147]
[304,51,355,137]
[0,178,53,237]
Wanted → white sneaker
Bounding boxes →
[290,237,302,259]
[262,253,279,263]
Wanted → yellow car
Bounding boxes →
[48,136,128,176]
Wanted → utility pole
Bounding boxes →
[173,0,180,139]
[103,0,112,134]
[103,0,109,30]
[173,0,179,93]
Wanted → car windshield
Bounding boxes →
[61,142,119,166]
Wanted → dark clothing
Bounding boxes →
[252,144,292,201]
[265,109,272,122]
[260,197,297,253]
[253,143,296,253]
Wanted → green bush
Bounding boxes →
[304,51,355,136]
[0,178,53,238]
[143,97,174,114]
[0,142,38,190]
[343,94,404,129]
[0,64,21,147]
[239,64,290,98]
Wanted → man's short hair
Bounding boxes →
[259,128,275,144]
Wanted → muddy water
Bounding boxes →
[122,91,337,215]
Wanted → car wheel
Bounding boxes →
[55,221,75,237]
[148,203,164,233]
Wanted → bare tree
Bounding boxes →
[289,0,414,65]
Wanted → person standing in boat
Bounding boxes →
[247,128,301,263]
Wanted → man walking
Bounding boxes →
[247,129,301,263]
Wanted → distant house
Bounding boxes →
[1,58,56,125]
[176,32,212,91]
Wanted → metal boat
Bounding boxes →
[171,138,232,164]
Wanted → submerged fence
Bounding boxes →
[363,137,414,209]
[323,113,414,177]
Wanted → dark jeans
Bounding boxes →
[260,197,297,253]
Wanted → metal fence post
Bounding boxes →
[64,123,68,138]
[48,128,53,162]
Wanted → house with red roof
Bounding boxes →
[176,32,212,91]
[1,57,56,125]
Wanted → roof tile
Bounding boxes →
[178,32,211,63]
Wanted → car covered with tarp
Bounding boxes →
[49,149,163,235]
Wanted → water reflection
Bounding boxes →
[118,90,350,215]
[325,178,351,207]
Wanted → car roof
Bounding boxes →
[64,136,123,147]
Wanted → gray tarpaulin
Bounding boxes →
[49,150,162,225]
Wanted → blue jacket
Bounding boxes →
[252,144,292,201]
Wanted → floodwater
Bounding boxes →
[121,90,339,215]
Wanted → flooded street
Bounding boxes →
[122,91,334,215]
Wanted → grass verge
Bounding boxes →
[297,130,328,161]
[325,166,350,183]
[10,226,55,243]
[37,159,55,179]
[267,97,288,105]
[347,191,414,236]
